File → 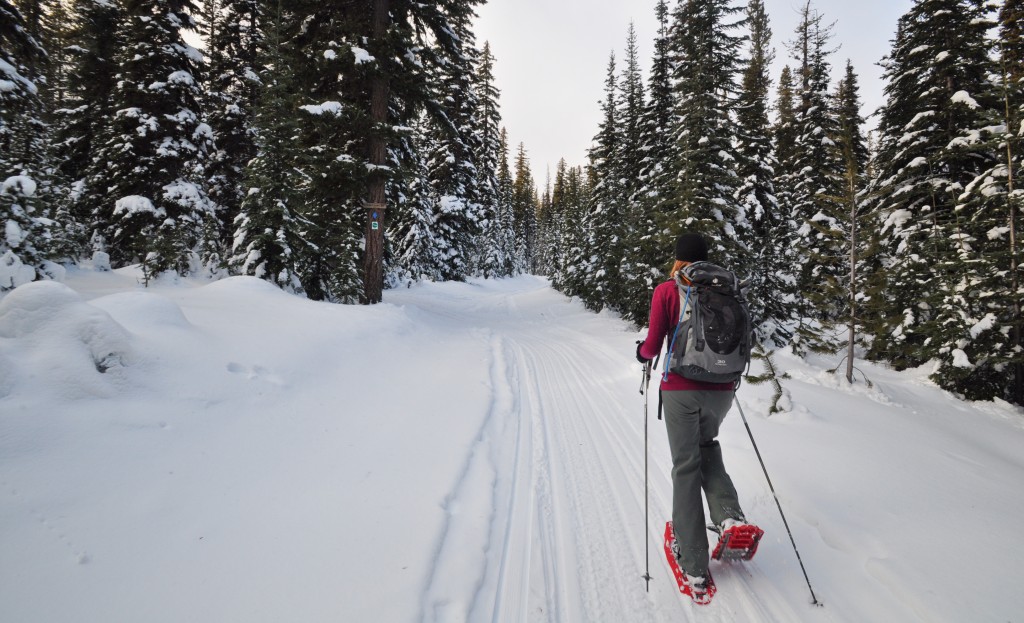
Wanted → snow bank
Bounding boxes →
[0,281,133,398]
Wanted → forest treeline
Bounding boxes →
[2,0,1023,404]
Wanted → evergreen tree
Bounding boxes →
[351,0,486,302]
[832,59,879,380]
[786,1,847,353]
[735,0,795,346]
[282,1,371,302]
[631,0,678,321]
[229,0,307,292]
[203,0,261,263]
[559,164,592,298]
[773,65,800,202]
[495,127,516,277]
[663,0,746,262]
[387,116,446,285]
[617,22,654,325]
[546,158,570,286]
[422,8,484,282]
[618,22,646,202]
[535,168,556,275]
[1,0,54,288]
[938,0,1024,402]
[866,0,1000,382]
[994,0,1024,402]
[583,52,623,311]
[511,142,537,274]
[89,0,217,276]
[474,41,504,279]
[52,0,122,258]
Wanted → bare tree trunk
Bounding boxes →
[363,0,390,304]
[1002,59,1022,403]
[847,167,857,384]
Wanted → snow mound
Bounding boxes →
[199,275,295,299]
[0,281,134,398]
[90,291,192,332]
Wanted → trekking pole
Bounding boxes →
[638,346,659,591]
[733,397,823,607]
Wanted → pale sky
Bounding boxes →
[474,0,915,185]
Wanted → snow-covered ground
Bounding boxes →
[2,268,1022,622]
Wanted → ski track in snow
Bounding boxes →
[403,282,828,623]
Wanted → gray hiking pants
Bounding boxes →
[663,389,744,577]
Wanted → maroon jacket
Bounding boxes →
[639,279,735,392]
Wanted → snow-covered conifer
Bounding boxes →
[662,0,746,262]
[88,0,217,276]
[511,142,537,275]
[785,2,846,354]
[735,0,796,346]
[53,0,122,260]
[865,0,1000,379]
[203,0,261,260]
[582,52,623,312]
[474,42,504,279]
[1,0,55,288]
[495,128,516,277]
[617,22,655,326]
[229,2,307,293]
[422,10,484,283]
[932,0,1023,401]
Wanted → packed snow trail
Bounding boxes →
[389,277,1024,623]
[3,272,1023,622]
[393,278,829,623]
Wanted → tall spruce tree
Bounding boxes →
[282,1,374,302]
[474,41,504,279]
[832,59,879,380]
[773,64,800,210]
[618,22,654,325]
[89,0,217,277]
[546,158,570,287]
[663,0,747,261]
[53,0,122,258]
[735,0,796,346]
[555,164,589,296]
[387,115,446,285]
[786,1,847,354]
[353,0,486,303]
[1,0,55,289]
[511,142,537,274]
[583,52,623,311]
[939,0,1024,402]
[866,0,1000,388]
[203,0,261,261]
[229,0,308,292]
[495,127,516,277]
[632,0,677,322]
[535,168,556,276]
[422,8,484,282]
[993,0,1024,402]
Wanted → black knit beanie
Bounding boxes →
[674,233,709,262]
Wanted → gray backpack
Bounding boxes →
[665,262,751,384]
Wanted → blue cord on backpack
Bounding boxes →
[663,285,691,382]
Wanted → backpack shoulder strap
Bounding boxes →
[663,276,693,382]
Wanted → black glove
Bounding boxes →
[636,341,651,364]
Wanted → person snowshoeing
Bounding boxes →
[635,232,753,595]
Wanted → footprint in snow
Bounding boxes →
[226,362,287,387]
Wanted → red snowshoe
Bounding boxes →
[710,520,765,561]
[663,522,717,605]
